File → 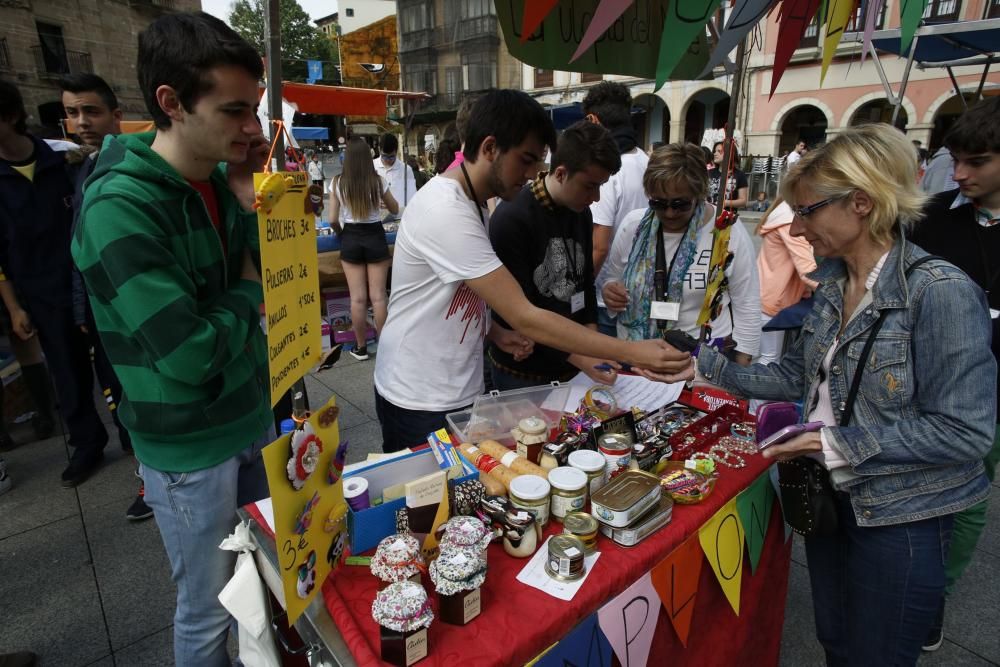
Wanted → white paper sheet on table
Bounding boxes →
[516,536,601,601]
[254,497,275,533]
[543,372,685,413]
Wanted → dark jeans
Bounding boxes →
[805,493,953,666]
[29,299,107,458]
[374,388,466,453]
[489,362,544,392]
[86,307,131,450]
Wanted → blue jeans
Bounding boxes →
[374,388,466,453]
[597,306,617,337]
[805,493,953,666]
[141,426,275,667]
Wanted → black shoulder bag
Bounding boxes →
[778,255,939,537]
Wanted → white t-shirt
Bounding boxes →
[374,157,416,219]
[374,176,501,411]
[598,206,762,356]
[786,150,802,167]
[591,147,649,308]
[336,176,388,224]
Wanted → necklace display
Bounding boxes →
[688,422,757,469]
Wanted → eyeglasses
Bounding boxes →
[648,198,694,213]
[793,197,837,219]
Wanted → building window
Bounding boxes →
[462,51,496,90]
[989,0,1000,17]
[923,0,960,20]
[403,63,437,95]
[534,68,553,88]
[0,38,9,71]
[36,21,69,74]
[580,71,603,83]
[345,8,354,17]
[460,0,495,19]
[846,3,887,31]
[445,67,462,105]
[401,4,430,33]
[799,15,821,49]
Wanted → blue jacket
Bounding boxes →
[699,237,995,526]
[0,136,78,309]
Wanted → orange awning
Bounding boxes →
[278,82,429,116]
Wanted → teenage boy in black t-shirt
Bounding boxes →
[708,140,748,211]
[487,121,623,390]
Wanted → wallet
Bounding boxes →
[755,401,801,444]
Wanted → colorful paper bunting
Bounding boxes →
[769,0,823,98]
[735,473,776,573]
[698,497,746,615]
[820,0,857,82]
[536,613,613,667]
[699,0,777,78]
[570,0,637,63]
[597,572,661,667]
[519,0,560,43]
[860,0,884,64]
[650,534,704,647]
[899,0,928,55]
[656,0,726,87]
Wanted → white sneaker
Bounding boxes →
[349,346,369,361]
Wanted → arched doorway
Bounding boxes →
[929,94,979,150]
[632,93,670,149]
[779,105,828,154]
[849,99,908,130]
[684,89,730,145]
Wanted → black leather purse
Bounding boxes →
[778,255,938,537]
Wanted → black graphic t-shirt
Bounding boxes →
[708,167,748,210]
[488,181,597,379]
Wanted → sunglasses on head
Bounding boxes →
[648,198,694,212]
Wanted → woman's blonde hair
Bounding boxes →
[779,124,927,244]
[643,143,708,200]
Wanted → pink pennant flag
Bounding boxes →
[520,0,560,43]
[597,572,660,667]
[570,0,636,63]
[860,0,885,64]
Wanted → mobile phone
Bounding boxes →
[757,421,825,450]
[662,329,700,354]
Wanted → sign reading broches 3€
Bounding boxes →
[254,170,322,405]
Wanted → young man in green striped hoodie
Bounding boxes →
[71,13,273,666]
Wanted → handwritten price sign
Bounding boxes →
[254,171,322,405]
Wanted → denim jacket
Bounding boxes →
[699,238,996,526]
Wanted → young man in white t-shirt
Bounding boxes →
[373,89,694,451]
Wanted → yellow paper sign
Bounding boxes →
[697,224,733,326]
[254,171,322,406]
[261,397,348,624]
[698,496,746,615]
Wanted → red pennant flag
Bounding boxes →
[769,0,822,98]
[520,0,560,43]
[650,535,704,647]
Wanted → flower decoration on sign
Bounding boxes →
[714,208,737,230]
[286,422,324,490]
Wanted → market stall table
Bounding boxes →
[243,446,792,666]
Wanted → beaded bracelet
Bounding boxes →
[730,422,755,441]
[708,444,747,469]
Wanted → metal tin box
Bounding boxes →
[599,496,674,547]
[589,470,663,528]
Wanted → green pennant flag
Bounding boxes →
[898,0,928,55]
[735,472,776,574]
[656,0,725,88]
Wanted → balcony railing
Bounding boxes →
[454,15,499,42]
[399,28,435,53]
[31,46,93,78]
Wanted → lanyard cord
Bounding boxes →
[460,161,485,226]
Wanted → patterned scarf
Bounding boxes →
[620,203,704,341]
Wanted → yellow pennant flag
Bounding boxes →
[821,0,858,83]
[698,496,746,615]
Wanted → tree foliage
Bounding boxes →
[228,0,339,83]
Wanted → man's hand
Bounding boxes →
[625,339,693,382]
[10,308,34,340]
[602,281,629,311]
[489,324,534,361]
[228,133,270,212]
[761,431,823,462]
[570,354,618,385]
[241,247,261,284]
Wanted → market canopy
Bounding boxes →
[291,126,329,141]
[279,82,430,117]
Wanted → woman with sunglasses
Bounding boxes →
[598,143,761,364]
[696,124,995,664]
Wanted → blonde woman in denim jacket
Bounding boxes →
[694,125,996,665]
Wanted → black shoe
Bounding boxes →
[125,490,153,521]
[349,345,369,361]
[61,451,104,488]
[922,599,945,652]
[31,412,55,440]
[0,650,38,667]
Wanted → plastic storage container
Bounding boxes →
[446,382,570,444]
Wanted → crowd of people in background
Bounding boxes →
[1,9,999,666]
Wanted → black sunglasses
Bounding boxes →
[649,198,694,212]
[793,197,837,218]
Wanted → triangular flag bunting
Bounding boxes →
[898,0,928,55]
[769,0,823,98]
[570,0,636,63]
[821,0,858,82]
[519,0,560,43]
[597,572,660,667]
[656,0,726,88]
[536,613,613,667]
[735,472,776,573]
[698,496,746,615]
[860,0,884,64]
[650,534,704,647]
[699,0,777,78]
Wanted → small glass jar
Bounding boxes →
[548,466,588,522]
[509,474,551,529]
[513,416,548,464]
[568,449,606,497]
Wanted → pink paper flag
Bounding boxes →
[519,0,560,43]
[597,571,660,667]
[570,0,636,63]
[860,0,885,64]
